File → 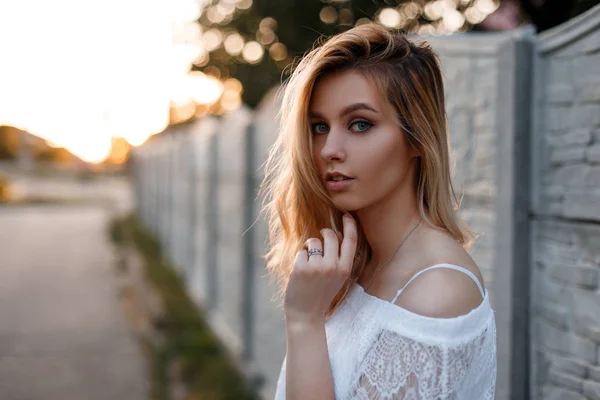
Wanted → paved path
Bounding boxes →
[0,204,147,400]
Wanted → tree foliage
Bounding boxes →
[194,0,600,107]
[518,0,599,32]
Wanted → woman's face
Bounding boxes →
[309,69,419,211]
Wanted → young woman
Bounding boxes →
[259,23,497,399]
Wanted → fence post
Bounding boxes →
[493,30,535,400]
[206,129,219,312]
[242,121,256,361]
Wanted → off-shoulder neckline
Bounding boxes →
[351,262,493,333]
[354,281,490,319]
[354,262,487,313]
[351,280,494,342]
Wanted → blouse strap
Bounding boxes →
[390,263,485,304]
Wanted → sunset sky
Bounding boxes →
[0,0,207,162]
[0,0,500,163]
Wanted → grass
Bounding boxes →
[0,172,12,202]
[109,214,258,400]
[0,196,102,206]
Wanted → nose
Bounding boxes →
[319,128,346,162]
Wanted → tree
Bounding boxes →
[517,0,599,32]
[195,0,505,107]
[0,126,20,160]
[193,0,599,107]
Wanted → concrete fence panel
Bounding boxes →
[186,117,219,307]
[211,107,253,359]
[429,30,536,400]
[530,5,600,400]
[250,88,287,400]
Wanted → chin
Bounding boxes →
[331,196,363,212]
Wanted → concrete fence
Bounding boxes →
[131,5,600,399]
[530,6,600,400]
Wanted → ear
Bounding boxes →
[410,145,421,159]
[402,130,421,159]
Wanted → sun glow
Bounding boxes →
[0,0,210,163]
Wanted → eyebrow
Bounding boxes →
[309,102,379,119]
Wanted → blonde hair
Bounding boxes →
[257,23,473,318]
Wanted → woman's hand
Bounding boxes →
[284,213,358,326]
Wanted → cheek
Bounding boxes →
[312,138,327,169]
[357,136,412,188]
[361,135,404,171]
[312,145,324,171]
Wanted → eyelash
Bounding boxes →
[311,120,374,135]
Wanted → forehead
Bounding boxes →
[309,70,391,116]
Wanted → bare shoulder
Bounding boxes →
[395,224,486,318]
[393,267,485,318]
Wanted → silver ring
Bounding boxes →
[308,248,323,257]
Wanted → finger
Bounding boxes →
[339,213,358,270]
[304,238,323,261]
[320,228,339,267]
[336,231,343,255]
[294,249,308,269]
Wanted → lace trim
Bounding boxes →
[346,325,496,400]
[353,283,494,344]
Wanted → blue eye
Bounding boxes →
[350,120,373,132]
[311,123,329,134]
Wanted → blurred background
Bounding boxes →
[1,0,599,399]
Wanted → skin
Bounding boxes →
[283,69,486,399]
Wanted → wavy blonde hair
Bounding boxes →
[257,23,473,318]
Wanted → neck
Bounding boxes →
[355,182,420,269]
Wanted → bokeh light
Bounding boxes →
[338,8,354,25]
[223,77,243,93]
[236,0,252,10]
[378,8,402,28]
[404,2,421,19]
[207,6,226,24]
[418,24,436,35]
[216,2,236,17]
[260,17,278,31]
[320,6,338,24]
[475,0,499,14]
[355,17,372,26]
[203,28,223,51]
[443,8,465,31]
[465,6,487,23]
[242,41,264,64]
[204,65,222,79]
[424,1,444,20]
[171,100,197,122]
[221,90,242,111]
[257,28,276,45]
[189,72,224,105]
[269,43,288,61]
[224,32,245,55]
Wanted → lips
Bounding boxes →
[329,177,352,181]
[326,178,354,192]
[325,171,353,181]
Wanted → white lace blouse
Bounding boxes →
[274,264,497,399]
